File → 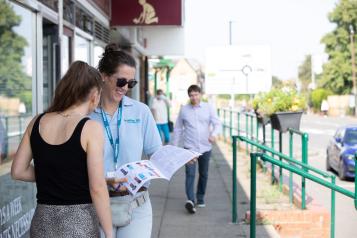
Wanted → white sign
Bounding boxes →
[205,45,272,94]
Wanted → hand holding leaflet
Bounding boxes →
[107,145,200,195]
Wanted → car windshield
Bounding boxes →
[343,129,357,145]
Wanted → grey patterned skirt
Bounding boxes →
[30,203,100,238]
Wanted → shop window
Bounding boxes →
[38,0,58,12]
[75,34,90,64]
[0,1,34,164]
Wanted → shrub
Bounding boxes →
[310,88,332,111]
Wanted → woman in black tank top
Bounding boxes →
[11,61,121,238]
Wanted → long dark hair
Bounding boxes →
[98,43,136,76]
[47,61,103,112]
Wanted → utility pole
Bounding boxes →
[229,20,234,108]
[350,25,356,116]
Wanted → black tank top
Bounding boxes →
[30,113,92,205]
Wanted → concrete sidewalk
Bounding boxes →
[149,142,280,238]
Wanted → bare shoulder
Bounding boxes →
[82,120,104,138]
[25,114,41,136]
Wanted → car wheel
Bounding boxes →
[338,160,346,180]
[326,151,332,171]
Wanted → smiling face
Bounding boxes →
[102,64,136,104]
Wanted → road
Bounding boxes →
[298,114,357,238]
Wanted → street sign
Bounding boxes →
[205,45,271,94]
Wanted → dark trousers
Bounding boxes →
[185,150,211,203]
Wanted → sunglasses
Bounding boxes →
[116,78,138,88]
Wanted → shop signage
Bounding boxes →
[111,0,182,26]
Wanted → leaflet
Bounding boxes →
[107,145,200,195]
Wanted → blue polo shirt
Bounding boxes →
[90,96,162,174]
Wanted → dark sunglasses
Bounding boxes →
[116,78,138,88]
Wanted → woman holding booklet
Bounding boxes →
[90,43,162,238]
[11,61,116,238]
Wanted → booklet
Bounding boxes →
[107,145,200,195]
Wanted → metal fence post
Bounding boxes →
[250,153,257,238]
[5,117,9,157]
[279,132,283,191]
[301,133,308,209]
[255,118,259,150]
[246,114,249,155]
[289,131,294,204]
[271,127,275,184]
[331,176,336,238]
[230,110,233,138]
[237,112,240,148]
[232,137,238,223]
[250,115,254,151]
[223,110,227,142]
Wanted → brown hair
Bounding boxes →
[47,61,103,112]
[98,43,136,76]
[187,85,201,95]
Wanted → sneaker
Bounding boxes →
[197,203,206,208]
[185,200,196,214]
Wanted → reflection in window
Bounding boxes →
[93,45,104,68]
[75,35,90,63]
[0,2,33,164]
[62,35,70,76]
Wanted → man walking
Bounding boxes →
[172,85,221,214]
[151,89,171,144]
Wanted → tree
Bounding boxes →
[272,76,283,89]
[320,0,357,95]
[298,55,312,92]
[0,0,31,108]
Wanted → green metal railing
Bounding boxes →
[233,136,355,238]
[1,114,31,160]
[219,108,310,207]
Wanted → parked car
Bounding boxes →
[326,125,357,180]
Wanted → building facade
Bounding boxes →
[0,0,184,236]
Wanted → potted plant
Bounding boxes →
[253,93,272,125]
[253,89,306,132]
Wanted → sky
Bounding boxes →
[184,0,339,80]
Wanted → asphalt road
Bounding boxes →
[298,114,357,238]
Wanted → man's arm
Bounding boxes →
[171,106,184,146]
[208,104,222,142]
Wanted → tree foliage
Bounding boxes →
[272,76,283,89]
[0,0,30,106]
[321,0,357,95]
[298,55,312,92]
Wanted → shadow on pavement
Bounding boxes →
[150,143,279,238]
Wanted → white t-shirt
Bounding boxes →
[151,97,168,124]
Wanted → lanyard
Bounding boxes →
[100,104,123,170]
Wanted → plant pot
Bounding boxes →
[254,110,270,125]
[270,111,303,133]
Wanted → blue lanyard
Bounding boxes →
[100,104,123,170]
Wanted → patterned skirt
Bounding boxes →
[30,203,100,238]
